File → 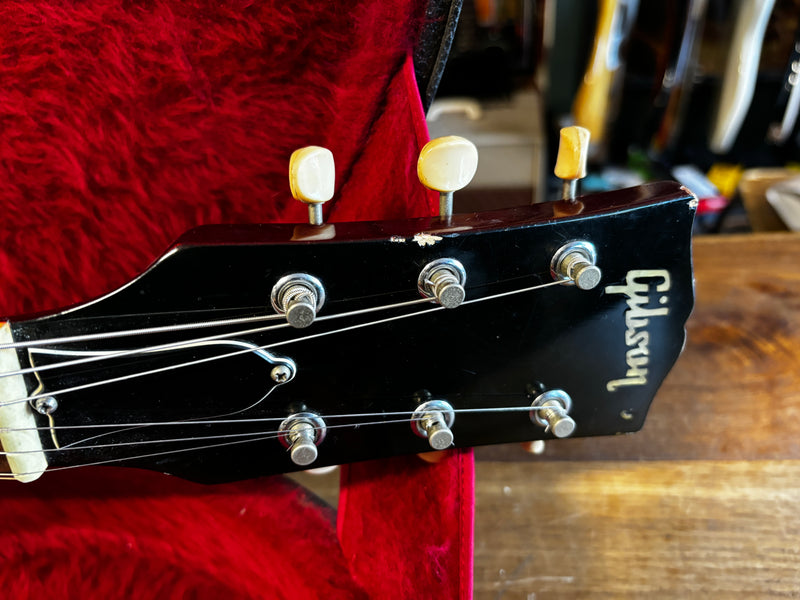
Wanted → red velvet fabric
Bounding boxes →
[340,453,475,599]
[0,2,474,598]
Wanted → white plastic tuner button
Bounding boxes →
[417,136,478,218]
[289,146,335,225]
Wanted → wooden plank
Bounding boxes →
[477,232,800,461]
[474,460,800,599]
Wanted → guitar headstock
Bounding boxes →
[0,135,697,484]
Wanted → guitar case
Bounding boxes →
[0,2,473,598]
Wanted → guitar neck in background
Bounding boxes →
[571,0,640,161]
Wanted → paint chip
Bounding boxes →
[412,232,443,247]
[389,236,406,243]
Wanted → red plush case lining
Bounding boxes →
[0,2,474,598]
[337,60,474,600]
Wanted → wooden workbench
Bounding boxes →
[294,232,800,598]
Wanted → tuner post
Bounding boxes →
[554,126,590,202]
[529,387,576,439]
[279,412,326,467]
[551,240,601,291]
[418,258,467,309]
[289,146,335,226]
[417,136,478,219]
[412,399,455,450]
[271,273,326,328]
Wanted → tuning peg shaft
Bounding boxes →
[551,241,601,291]
[279,412,326,467]
[554,126,590,202]
[270,273,326,328]
[412,399,455,450]
[529,387,576,439]
[417,136,478,219]
[418,258,467,309]
[289,146,335,225]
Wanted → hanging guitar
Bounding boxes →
[0,128,697,484]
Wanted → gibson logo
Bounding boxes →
[605,270,671,392]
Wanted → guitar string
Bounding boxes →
[0,416,424,455]
[0,279,568,408]
[0,312,284,351]
[0,295,436,380]
[0,430,291,479]
[0,271,556,380]
[56,385,281,450]
[0,419,423,480]
[2,405,554,457]
[11,403,551,460]
[0,281,565,469]
[0,405,542,435]
[0,270,545,351]
[0,405,554,479]
[0,305,443,407]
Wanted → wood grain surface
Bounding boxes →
[474,460,800,599]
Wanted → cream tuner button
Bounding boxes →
[554,126,590,202]
[417,136,478,219]
[289,146,335,225]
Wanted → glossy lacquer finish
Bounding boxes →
[10,182,696,483]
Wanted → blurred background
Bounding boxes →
[425,0,800,234]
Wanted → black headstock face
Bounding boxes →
[5,182,696,483]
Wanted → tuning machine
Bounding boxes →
[279,412,326,467]
[418,258,467,309]
[271,273,326,328]
[528,385,576,439]
[289,146,334,225]
[551,240,601,291]
[412,399,455,450]
[554,126,590,202]
[417,136,478,219]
